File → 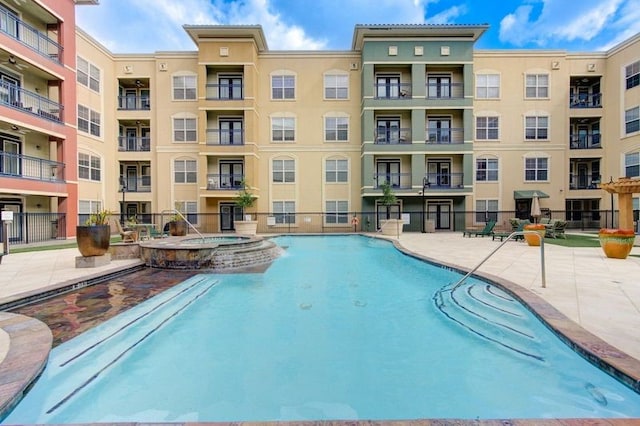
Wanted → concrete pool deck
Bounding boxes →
[0,232,639,423]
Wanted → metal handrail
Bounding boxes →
[450,230,546,291]
[161,209,204,242]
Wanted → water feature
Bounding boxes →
[4,235,640,423]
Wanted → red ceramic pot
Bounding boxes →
[598,228,636,259]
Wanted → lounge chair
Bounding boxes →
[546,220,567,239]
[462,220,496,237]
[493,219,530,241]
[114,220,138,243]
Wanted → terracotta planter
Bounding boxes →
[599,228,636,259]
[169,220,187,236]
[523,224,546,246]
[76,225,111,257]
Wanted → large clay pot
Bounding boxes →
[76,225,111,257]
[598,228,636,259]
[234,220,257,235]
[523,223,546,246]
[380,219,404,236]
[169,220,188,236]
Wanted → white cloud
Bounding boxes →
[425,5,468,25]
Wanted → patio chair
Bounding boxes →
[114,220,138,243]
[462,220,496,237]
[493,219,530,242]
[546,220,567,239]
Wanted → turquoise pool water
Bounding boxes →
[4,235,640,422]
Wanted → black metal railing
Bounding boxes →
[423,173,464,189]
[118,136,151,152]
[0,151,65,182]
[117,95,150,110]
[118,176,151,192]
[0,213,66,246]
[569,133,601,149]
[0,6,62,63]
[569,93,602,108]
[426,128,464,144]
[0,80,63,122]
[569,174,601,190]
[374,82,412,99]
[374,128,411,144]
[206,128,245,145]
[206,174,245,190]
[426,82,464,99]
[205,83,244,100]
[373,173,412,189]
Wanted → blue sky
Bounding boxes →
[76,0,640,53]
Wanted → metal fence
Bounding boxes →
[0,213,66,246]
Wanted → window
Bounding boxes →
[174,159,197,183]
[272,74,295,99]
[273,159,295,183]
[77,56,100,92]
[273,201,295,224]
[476,73,499,98]
[173,75,196,100]
[326,201,349,224]
[326,159,348,182]
[476,158,498,182]
[475,199,498,223]
[625,107,640,134]
[79,200,102,214]
[77,105,101,137]
[525,74,548,98]
[626,61,640,90]
[271,117,295,142]
[525,116,548,140]
[324,74,348,99]
[78,152,101,181]
[174,118,197,142]
[325,117,348,141]
[476,116,499,140]
[174,201,197,224]
[525,157,548,181]
[625,152,640,178]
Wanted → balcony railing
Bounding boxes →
[426,128,464,144]
[118,95,150,110]
[569,93,602,108]
[206,128,245,145]
[0,80,62,122]
[0,6,62,63]
[570,133,601,149]
[569,174,601,190]
[426,83,464,99]
[207,174,245,190]
[0,151,64,182]
[374,83,412,99]
[374,128,411,144]
[118,137,151,152]
[373,173,412,189]
[119,176,151,192]
[205,83,244,100]
[424,173,464,189]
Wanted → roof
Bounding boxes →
[514,190,549,199]
[352,24,489,50]
[182,25,268,51]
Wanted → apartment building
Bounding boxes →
[4,6,640,241]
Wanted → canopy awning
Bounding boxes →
[514,190,549,199]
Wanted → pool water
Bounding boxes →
[4,235,640,422]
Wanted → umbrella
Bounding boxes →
[530,192,542,223]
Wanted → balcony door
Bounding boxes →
[427,201,451,230]
[124,89,137,109]
[376,74,400,99]
[126,165,137,192]
[427,75,451,98]
[427,160,451,187]
[0,70,20,106]
[376,117,400,144]
[219,75,242,100]
[220,203,243,232]
[577,163,588,189]
[125,128,137,151]
[376,160,400,188]
[428,117,451,143]
[1,134,20,176]
[219,161,243,189]
[219,118,243,145]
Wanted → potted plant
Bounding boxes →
[168,214,188,236]
[234,179,258,235]
[523,223,546,246]
[378,181,403,236]
[76,209,112,257]
[598,228,636,259]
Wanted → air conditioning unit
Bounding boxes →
[350,62,358,70]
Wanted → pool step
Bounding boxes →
[434,282,544,361]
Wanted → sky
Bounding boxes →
[76,0,640,53]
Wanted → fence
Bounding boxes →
[0,213,66,246]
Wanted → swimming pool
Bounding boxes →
[4,235,640,422]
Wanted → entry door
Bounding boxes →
[220,203,243,232]
[126,166,137,192]
[577,125,589,148]
[125,89,137,109]
[1,137,20,175]
[427,202,451,230]
[376,160,400,188]
[0,201,22,242]
[577,163,588,189]
[220,162,243,188]
[376,203,401,229]
[126,128,137,151]
[427,161,451,187]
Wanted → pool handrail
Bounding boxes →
[450,230,546,291]
[161,209,205,242]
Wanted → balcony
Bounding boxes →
[0,6,62,63]
[374,83,412,100]
[0,151,64,182]
[569,93,602,108]
[205,83,244,100]
[427,83,464,99]
[0,81,62,122]
[374,128,411,144]
[207,174,244,190]
[570,133,601,149]
[119,175,151,193]
[424,173,464,189]
[118,136,151,152]
[426,128,464,144]
[118,95,150,110]
[374,173,412,190]
[206,128,245,145]
[569,174,601,190]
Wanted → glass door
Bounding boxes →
[219,119,243,145]
[376,118,400,144]
[1,136,20,176]
[376,75,400,99]
[219,75,242,100]
[126,165,137,192]
[427,160,451,187]
[376,160,400,188]
[220,161,244,188]
[428,117,451,143]
[427,202,451,230]
[427,75,451,98]
[126,128,137,151]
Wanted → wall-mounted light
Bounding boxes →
[36,203,41,208]
[35,145,41,150]
[10,125,19,131]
